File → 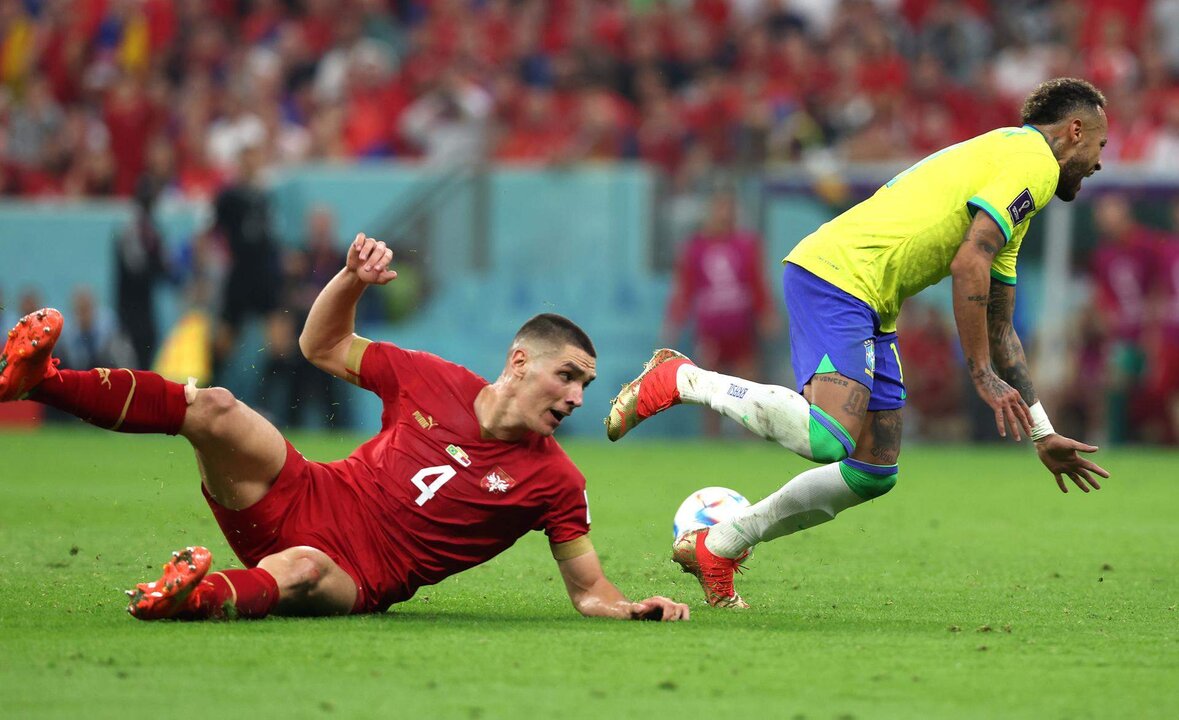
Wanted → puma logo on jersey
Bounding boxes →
[413,410,436,430]
[481,467,516,493]
[96,368,112,389]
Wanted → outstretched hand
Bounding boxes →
[1035,434,1110,493]
[346,232,398,285]
[629,596,690,622]
[973,369,1034,441]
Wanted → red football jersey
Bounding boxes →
[337,340,590,602]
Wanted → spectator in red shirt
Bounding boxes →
[664,189,776,437]
[104,74,162,196]
[1145,203,1179,443]
[1089,193,1157,443]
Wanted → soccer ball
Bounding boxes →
[672,486,751,541]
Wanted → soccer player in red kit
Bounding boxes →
[0,233,690,623]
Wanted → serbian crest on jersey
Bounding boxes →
[481,466,516,493]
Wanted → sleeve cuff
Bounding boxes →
[968,197,1013,244]
[990,268,1017,285]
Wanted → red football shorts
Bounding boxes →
[202,440,408,613]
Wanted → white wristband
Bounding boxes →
[1029,401,1055,442]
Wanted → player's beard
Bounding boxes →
[1055,156,1090,201]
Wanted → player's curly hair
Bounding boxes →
[515,313,597,358]
[1020,78,1106,125]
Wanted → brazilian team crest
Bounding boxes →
[864,340,875,377]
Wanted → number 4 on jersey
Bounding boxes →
[410,465,457,506]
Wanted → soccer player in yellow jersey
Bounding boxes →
[606,77,1112,608]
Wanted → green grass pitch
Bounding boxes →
[1,427,1177,719]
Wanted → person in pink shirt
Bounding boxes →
[664,189,776,437]
[1089,193,1156,443]
[1146,203,1179,443]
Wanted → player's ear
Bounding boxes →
[508,345,529,379]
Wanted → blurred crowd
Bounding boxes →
[5,0,1179,442]
[6,0,1179,201]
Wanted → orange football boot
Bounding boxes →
[126,546,217,620]
[0,308,63,401]
[672,528,750,609]
[604,348,693,441]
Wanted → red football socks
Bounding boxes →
[31,368,188,435]
[192,568,281,619]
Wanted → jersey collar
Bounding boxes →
[1022,123,1051,147]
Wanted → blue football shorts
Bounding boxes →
[782,262,906,412]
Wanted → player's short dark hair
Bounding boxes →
[1020,78,1106,125]
[514,313,596,358]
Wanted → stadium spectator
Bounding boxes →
[103,74,164,196]
[209,140,284,391]
[1089,193,1156,444]
[57,287,135,372]
[663,188,776,437]
[114,172,168,369]
[2,0,1179,192]
[0,235,690,623]
[278,206,350,429]
[206,86,267,175]
[1052,297,1110,443]
[400,67,493,167]
[1145,93,1179,171]
[5,74,63,175]
[895,300,967,441]
[915,0,992,84]
[1146,203,1179,443]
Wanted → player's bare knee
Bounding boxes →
[184,387,241,439]
[268,547,330,595]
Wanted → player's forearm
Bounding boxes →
[951,257,995,387]
[570,578,634,620]
[299,267,366,360]
[988,323,1036,405]
[985,280,1037,405]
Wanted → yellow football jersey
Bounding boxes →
[786,126,1060,332]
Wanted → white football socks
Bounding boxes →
[676,364,813,454]
[705,462,864,559]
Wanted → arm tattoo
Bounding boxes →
[986,283,1036,404]
[990,322,1036,403]
[966,357,1009,397]
[986,282,1012,322]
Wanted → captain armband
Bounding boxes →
[1029,401,1056,442]
[343,336,372,386]
[551,535,594,561]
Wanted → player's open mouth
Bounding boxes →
[549,409,569,424]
